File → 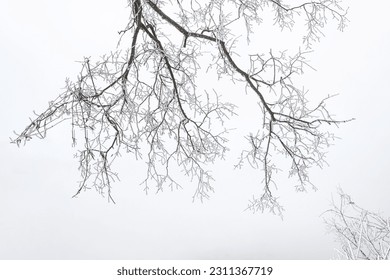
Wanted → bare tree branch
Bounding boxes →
[323,190,390,260]
[12,0,351,213]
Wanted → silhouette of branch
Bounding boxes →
[13,0,350,213]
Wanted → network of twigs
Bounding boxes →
[13,0,351,215]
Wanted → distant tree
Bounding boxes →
[12,0,350,215]
[323,190,390,259]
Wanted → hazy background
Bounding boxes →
[0,0,389,259]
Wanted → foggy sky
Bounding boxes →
[1,0,389,259]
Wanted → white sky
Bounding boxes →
[1,0,389,259]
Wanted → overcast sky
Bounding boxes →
[1,0,389,259]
